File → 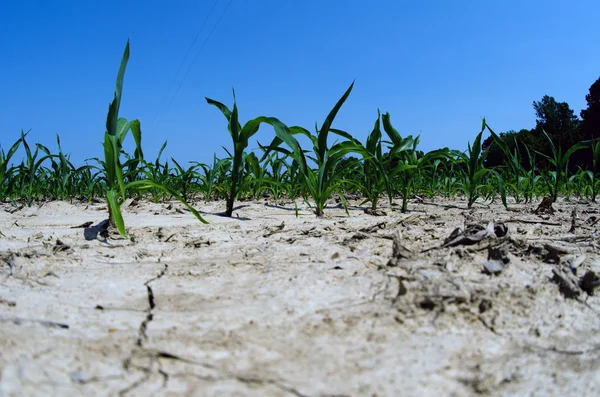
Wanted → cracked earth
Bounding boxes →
[1,197,599,396]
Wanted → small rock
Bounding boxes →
[478,299,493,313]
[483,261,505,275]
[488,244,510,264]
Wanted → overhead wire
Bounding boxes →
[149,0,221,132]
[153,0,234,132]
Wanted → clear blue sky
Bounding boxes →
[2,0,599,166]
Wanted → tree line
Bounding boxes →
[482,76,600,171]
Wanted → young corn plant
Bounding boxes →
[171,159,203,203]
[590,138,600,201]
[424,159,443,197]
[359,111,392,211]
[0,132,25,201]
[536,130,587,202]
[192,154,231,201]
[46,134,95,201]
[74,166,102,202]
[263,153,288,200]
[381,112,449,212]
[141,141,175,202]
[567,168,591,200]
[239,151,285,200]
[13,131,54,205]
[452,119,506,208]
[261,82,371,216]
[485,124,529,204]
[103,40,207,237]
[206,92,293,216]
[520,144,541,203]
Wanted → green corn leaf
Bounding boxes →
[155,140,168,167]
[365,111,382,155]
[126,180,208,224]
[205,97,233,120]
[230,101,240,142]
[317,81,354,163]
[542,130,558,160]
[329,128,361,144]
[108,134,127,198]
[240,116,271,143]
[116,117,131,144]
[129,119,144,160]
[107,40,130,137]
[381,112,406,147]
[562,141,588,170]
[107,189,127,237]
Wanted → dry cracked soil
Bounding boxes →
[1,196,599,396]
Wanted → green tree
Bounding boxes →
[580,77,600,139]
[483,96,582,170]
[532,95,581,152]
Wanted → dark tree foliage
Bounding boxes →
[580,76,600,140]
[483,94,586,170]
[533,95,580,141]
[482,129,534,168]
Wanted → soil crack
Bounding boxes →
[137,264,168,347]
[119,264,169,396]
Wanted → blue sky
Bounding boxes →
[2,0,599,166]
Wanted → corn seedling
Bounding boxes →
[4,39,599,220]
[382,112,449,212]
[358,111,392,211]
[102,40,207,237]
[536,130,587,202]
[590,138,600,201]
[452,119,506,208]
[262,82,372,216]
[206,92,294,216]
[0,132,26,200]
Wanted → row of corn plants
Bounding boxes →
[2,40,600,238]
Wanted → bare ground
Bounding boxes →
[1,196,599,396]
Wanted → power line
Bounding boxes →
[150,0,221,132]
[155,0,234,131]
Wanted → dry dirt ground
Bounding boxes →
[1,196,599,396]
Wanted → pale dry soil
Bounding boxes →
[0,197,599,397]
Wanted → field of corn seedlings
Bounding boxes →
[1,41,600,396]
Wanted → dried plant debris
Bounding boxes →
[359,222,386,233]
[342,232,369,245]
[483,243,511,275]
[526,243,581,264]
[364,208,387,216]
[387,231,413,267]
[391,271,472,315]
[395,213,420,226]
[263,222,286,237]
[551,265,600,298]
[552,266,583,299]
[534,197,555,215]
[1,254,15,276]
[488,243,510,264]
[52,239,71,254]
[442,222,508,248]
[568,208,578,233]
[184,238,211,248]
